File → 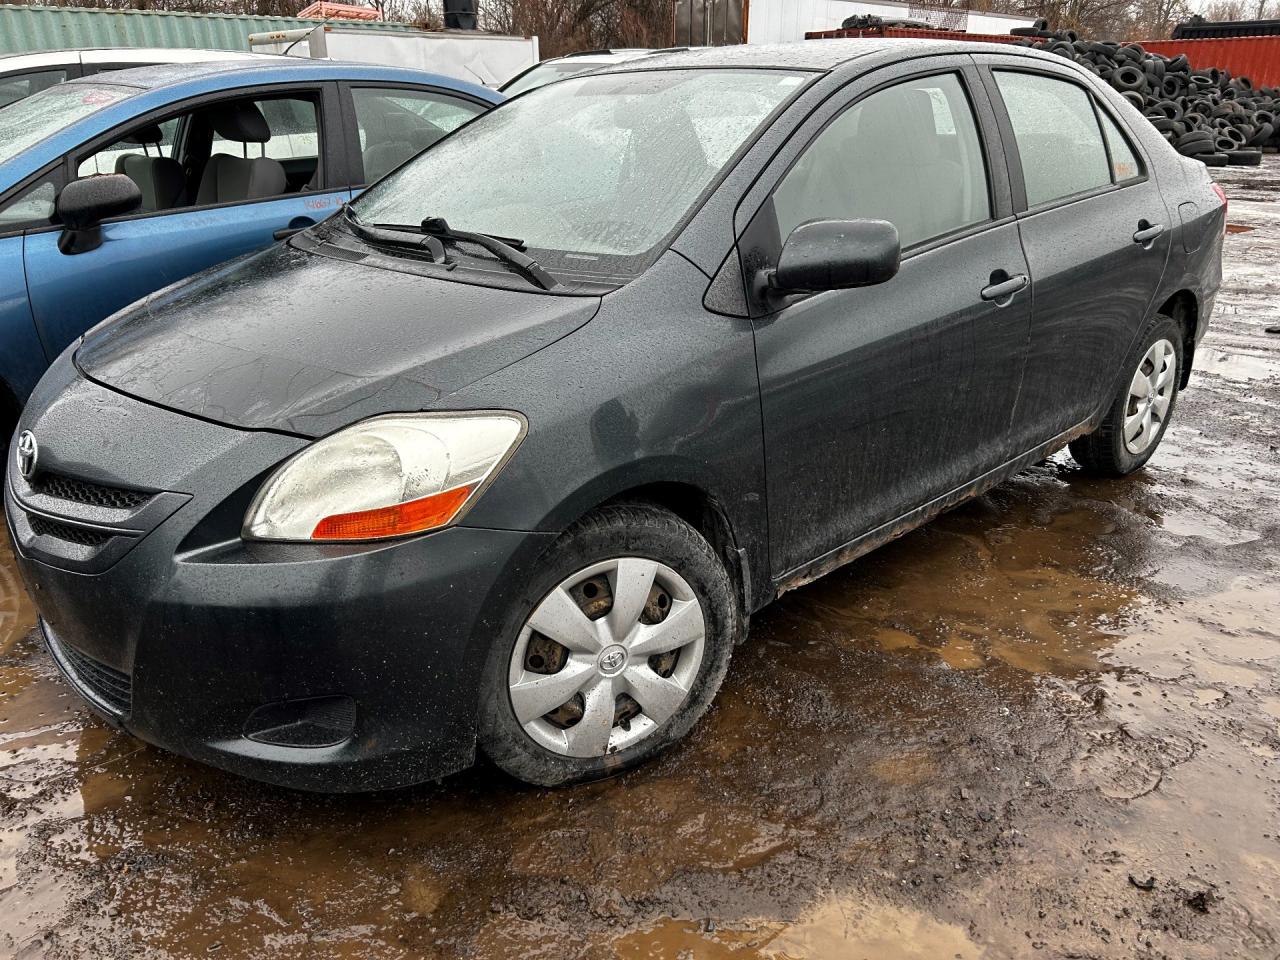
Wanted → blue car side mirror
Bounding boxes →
[56,174,142,256]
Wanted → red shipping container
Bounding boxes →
[1141,37,1280,87]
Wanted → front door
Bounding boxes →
[24,88,350,360]
[979,61,1173,450]
[745,66,1032,577]
[0,175,63,406]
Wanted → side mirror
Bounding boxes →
[56,174,142,255]
[769,219,901,294]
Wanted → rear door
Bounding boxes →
[341,83,489,189]
[976,57,1173,451]
[742,60,1033,576]
[22,83,349,360]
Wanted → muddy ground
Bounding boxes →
[2,161,1279,960]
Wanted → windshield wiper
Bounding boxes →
[342,205,448,264]
[421,217,561,292]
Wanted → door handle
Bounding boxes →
[274,216,316,241]
[1133,221,1165,245]
[980,273,1028,302]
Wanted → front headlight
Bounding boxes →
[243,412,526,542]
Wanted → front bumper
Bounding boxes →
[5,356,553,792]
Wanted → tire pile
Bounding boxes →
[1010,20,1275,167]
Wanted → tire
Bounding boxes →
[1227,149,1263,166]
[1069,315,1182,477]
[1247,123,1274,147]
[1177,138,1217,157]
[1200,152,1230,166]
[1111,65,1146,92]
[1175,129,1213,147]
[476,503,740,787]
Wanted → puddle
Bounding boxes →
[1195,348,1280,381]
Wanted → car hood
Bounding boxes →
[76,242,600,437]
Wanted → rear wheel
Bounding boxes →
[1070,315,1182,476]
[477,503,738,787]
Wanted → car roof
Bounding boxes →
[0,48,262,67]
[592,37,1057,74]
[54,57,490,92]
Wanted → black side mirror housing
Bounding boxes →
[56,175,142,255]
[769,219,901,294]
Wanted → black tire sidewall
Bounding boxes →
[476,504,739,787]
[1098,316,1184,474]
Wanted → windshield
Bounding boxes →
[501,59,614,96]
[353,68,809,281]
[0,82,135,167]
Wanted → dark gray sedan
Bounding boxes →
[5,40,1225,791]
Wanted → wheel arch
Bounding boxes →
[1156,289,1199,388]
[598,481,756,619]
[0,377,19,447]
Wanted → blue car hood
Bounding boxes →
[76,241,599,437]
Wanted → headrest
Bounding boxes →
[384,112,415,141]
[852,88,940,161]
[122,124,164,146]
[207,102,271,144]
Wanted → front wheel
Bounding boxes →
[477,503,739,787]
[1069,315,1183,476]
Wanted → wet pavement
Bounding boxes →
[3,160,1279,960]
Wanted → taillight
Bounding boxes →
[1211,182,1228,233]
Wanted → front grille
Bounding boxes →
[54,635,132,715]
[28,516,113,547]
[33,473,152,510]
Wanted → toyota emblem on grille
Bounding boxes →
[15,431,38,479]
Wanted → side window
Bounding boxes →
[71,94,323,217]
[78,117,181,178]
[1098,108,1141,182]
[0,179,58,231]
[213,97,319,164]
[352,87,485,183]
[772,73,991,250]
[994,71,1111,206]
[0,69,68,110]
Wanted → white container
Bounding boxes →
[249,26,539,87]
[745,0,1037,42]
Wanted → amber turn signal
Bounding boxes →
[311,484,475,540]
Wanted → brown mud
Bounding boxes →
[2,160,1278,959]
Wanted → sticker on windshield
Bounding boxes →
[778,76,804,87]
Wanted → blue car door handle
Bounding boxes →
[274,216,316,241]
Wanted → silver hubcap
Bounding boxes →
[1124,339,1176,455]
[508,557,706,759]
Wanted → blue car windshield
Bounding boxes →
[353,68,810,279]
[0,82,136,168]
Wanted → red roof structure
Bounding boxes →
[297,1,382,21]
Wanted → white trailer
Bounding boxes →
[746,0,1037,41]
[249,25,539,88]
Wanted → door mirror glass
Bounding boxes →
[771,219,901,294]
[56,174,141,255]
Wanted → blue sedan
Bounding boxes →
[0,59,501,428]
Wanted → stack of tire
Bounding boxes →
[1010,19,1275,167]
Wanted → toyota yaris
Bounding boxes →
[5,41,1225,791]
